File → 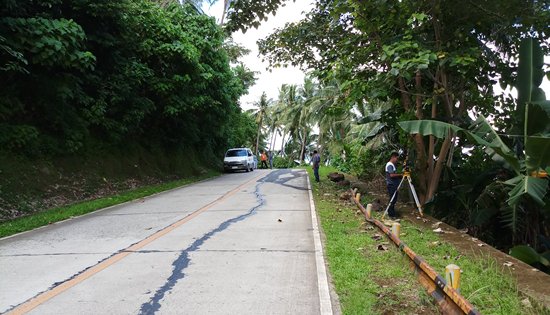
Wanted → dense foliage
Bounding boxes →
[252,0,550,270]
[259,0,550,202]
[0,0,255,159]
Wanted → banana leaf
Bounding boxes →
[357,110,384,124]
[397,120,463,138]
[527,101,550,135]
[350,121,386,139]
[468,116,521,172]
[399,118,547,207]
[523,100,550,171]
[505,174,549,206]
[525,136,550,171]
[398,118,521,172]
[510,245,550,267]
[517,38,546,127]
[364,132,387,150]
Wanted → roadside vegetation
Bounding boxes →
[309,167,439,314]
[247,1,550,275]
[308,166,545,314]
[0,1,259,222]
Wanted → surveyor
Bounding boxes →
[385,152,403,220]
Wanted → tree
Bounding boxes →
[252,92,271,155]
[265,102,285,152]
[399,38,550,247]
[0,1,251,159]
[258,0,550,203]
[276,81,317,164]
[308,78,354,157]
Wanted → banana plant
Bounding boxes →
[509,245,550,270]
[347,100,393,150]
[398,38,550,223]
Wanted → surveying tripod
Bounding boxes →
[381,167,424,220]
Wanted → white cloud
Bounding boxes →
[203,1,314,110]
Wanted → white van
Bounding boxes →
[223,148,256,172]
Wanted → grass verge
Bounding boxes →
[0,170,219,238]
[308,166,438,314]
[396,219,540,314]
[307,166,543,315]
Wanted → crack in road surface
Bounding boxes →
[2,174,265,315]
[138,179,267,315]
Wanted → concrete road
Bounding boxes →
[0,169,333,315]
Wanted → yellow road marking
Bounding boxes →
[8,173,265,315]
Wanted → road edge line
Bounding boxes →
[6,173,264,315]
[306,173,333,315]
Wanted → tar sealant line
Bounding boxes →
[306,174,334,315]
[138,179,267,315]
[5,173,264,315]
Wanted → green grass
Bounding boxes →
[306,166,546,315]
[0,170,219,238]
[308,166,438,314]
[396,220,546,314]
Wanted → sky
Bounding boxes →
[202,1,314,110]
[202,1,549,112]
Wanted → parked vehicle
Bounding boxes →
[223,148,255,172]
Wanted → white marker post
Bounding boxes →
[391,222,401,237]
[445,264,461,292]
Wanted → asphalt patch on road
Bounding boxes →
[260,169,309,191]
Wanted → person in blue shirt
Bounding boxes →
[385,152,403,219]
[312,150,321,182]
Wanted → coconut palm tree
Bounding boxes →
[307,79,354,157]
[279,83,313,163]
[264,101,285,153]
[274,84,292,155]
[296,77,318,162]
[250,92,271,155]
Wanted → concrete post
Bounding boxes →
[445,264,461,291]
[391,222,401,237]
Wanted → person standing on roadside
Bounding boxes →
[385,152,402,220]
[312,150,321,182]
[268,150,274,169]
[260,151,268,169]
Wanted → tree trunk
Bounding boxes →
[413,134,428,203]
[415,71,423,119]
[220,0,230,24]
[255,115,263,155]
[398,79,428,203]
[268,127,274,151]
[270,128,278,152]
[280,131,287,156]
[318,129,323,156]
[398,77,411,110]
[425,135,453,202]
[299,128,307,164]
[428,70,439,181]
[446,138,455,168]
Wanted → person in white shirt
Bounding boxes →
[385,152,402,219]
